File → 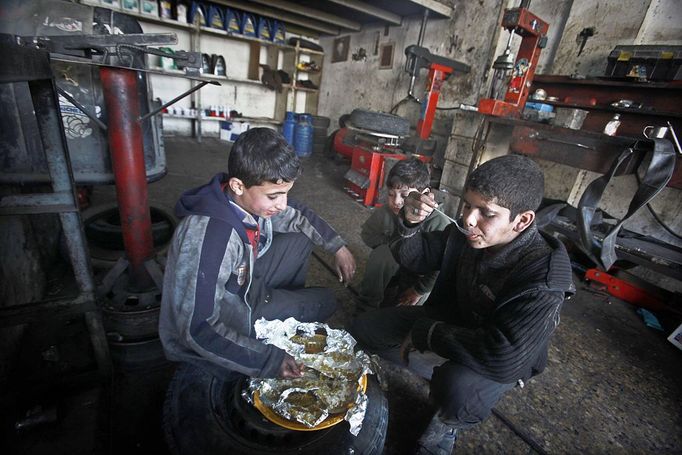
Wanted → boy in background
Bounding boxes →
[356,158,449,312]
[350,155,574,454]
[160,128,356,380]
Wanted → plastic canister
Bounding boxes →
[189,1,207,26]
[176,1,188,23]
[159,0,173,19]
[240,12,257,37]
[272,21,286,43]
[282,111,296,145]
[294,114,313,157]
[208,5,225,29]
[225,8,241,34]
[257,17,272,41]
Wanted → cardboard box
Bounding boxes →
[220,121,251,142]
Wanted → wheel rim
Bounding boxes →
[210,377,339,451]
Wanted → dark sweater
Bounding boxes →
[391,222,575,383]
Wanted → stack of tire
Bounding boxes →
[312,115,331,155]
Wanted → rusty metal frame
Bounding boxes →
[0,39,111,376]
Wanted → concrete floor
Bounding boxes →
[3,136,681,454]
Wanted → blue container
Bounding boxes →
[272,20,286,43]
[225,8,241,34]
[240,12,257,37]
[189,1,208,26]
[294,114,313,157]
[282,111,296,146]
[208,5,225,30]
[525,101,553,112]
[257,16,272,41]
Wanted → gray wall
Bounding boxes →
[319,0,682,252]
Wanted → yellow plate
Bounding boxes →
[253,374,368,431]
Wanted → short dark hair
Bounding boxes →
[228,128,301,187]
[386,158,430,191]
[465,154,544,220]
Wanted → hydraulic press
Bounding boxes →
[478,0,549,117]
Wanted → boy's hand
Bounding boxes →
[278,353,304,379]
[404,190,437,224]
[397,287,422,306]
[334,246,356,284]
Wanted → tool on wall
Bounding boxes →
[478,0,549,117]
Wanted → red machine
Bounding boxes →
[337,126,430,207]
[405,45,470,140]
[336,45,470,207]
[478,1,549,117]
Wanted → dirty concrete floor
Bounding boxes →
[4,136,681,455]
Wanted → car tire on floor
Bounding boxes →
[163,363,388,455]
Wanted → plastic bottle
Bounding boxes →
[294,114,313,157]
[282,111,296,146]
[603,113,621,136]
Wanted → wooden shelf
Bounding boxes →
[163,114,281,125]
[82,1,321,139]
[149,67,268,87]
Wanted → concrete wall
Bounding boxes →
[318,0,682,250]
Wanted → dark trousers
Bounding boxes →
[248,232,337,324]
[349,306,516,429]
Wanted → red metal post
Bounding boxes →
[100,67,154,290]
[416,63,452,140]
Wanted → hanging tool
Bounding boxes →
[478,0,549,117]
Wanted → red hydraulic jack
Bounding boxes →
[478,0,549,117]
[100,68,155,291]
[585,268,681,317]
[96,62,213,307]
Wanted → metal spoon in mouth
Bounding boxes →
[431,205,472,236]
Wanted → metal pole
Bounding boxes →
[417,8,429,47]
[30,75,111,376]
[100,67,154,291]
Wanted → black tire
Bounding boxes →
[109,338,168,371]
[80,203,177,268]
[349,109,410,136]
[338,114,350,128]
[163,364,388,455]
[311,115,331,128]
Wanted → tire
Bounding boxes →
[338,114,350,128]
[163,364,388,455]
[349,109,410,136]
[80,203,177,268]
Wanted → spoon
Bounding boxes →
[431,205,472,236]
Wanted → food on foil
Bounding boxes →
[249,318,373,435]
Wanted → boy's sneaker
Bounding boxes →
[415,415,458,455]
